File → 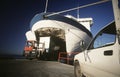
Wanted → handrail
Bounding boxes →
[58,52,80,65]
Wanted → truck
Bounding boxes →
[23,40,37,60]
[36,36,50,60]
[74,0,120,77]
[37,36,66,61]
[23,36,64,60]
[23,37,50,60]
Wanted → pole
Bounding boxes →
[44,0,49,13]
[112,0,120,31]
[46,0,110,17]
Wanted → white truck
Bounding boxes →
[37,36,63,60]
[74,0,120,77]
[36,36,50,60]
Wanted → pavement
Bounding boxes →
[0,59,74,77]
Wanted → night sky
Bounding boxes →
[0,0,115,55]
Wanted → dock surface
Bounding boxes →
[0,59,74,77]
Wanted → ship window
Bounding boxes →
[79,40,85,51]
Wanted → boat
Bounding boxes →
[24,12,93,60]
[24,0,94,60]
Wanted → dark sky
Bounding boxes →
[0,0,115,55]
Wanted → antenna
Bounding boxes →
[44,0,49,13]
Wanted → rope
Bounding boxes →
[46,0,110,17]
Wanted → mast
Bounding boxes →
[44,0,49,13]
[77,0,80,19]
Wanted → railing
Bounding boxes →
[58,52,80,65]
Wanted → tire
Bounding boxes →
[74,61,85,77]
[29,58,33,60]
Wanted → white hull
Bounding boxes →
[28,13,92,53]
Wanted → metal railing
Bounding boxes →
[58,52,80,65]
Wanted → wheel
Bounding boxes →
[29,58,33,60]
[74,61,85,77]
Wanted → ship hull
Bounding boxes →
[30,13,92,54]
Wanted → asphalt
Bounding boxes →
[0,59,74,77]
